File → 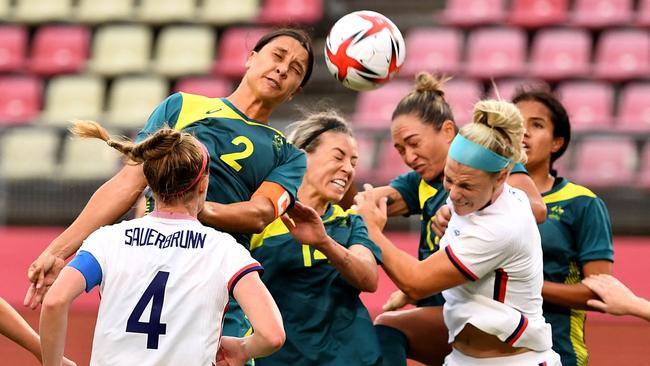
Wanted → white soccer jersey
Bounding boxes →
[68,211,262,366]
[440,184,553,351]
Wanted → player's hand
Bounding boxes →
[583,274,640,316]
[431,205,451,238]
[24,252,65,309]
[382,290,416,311]
[281,202,330,249]
[354,184,388,231]
[216,336,248,366]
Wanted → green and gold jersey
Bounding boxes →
[251,204,383,366]
[136,92,307,247]
[539,178,614,366]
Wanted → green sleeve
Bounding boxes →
[388,171,421,215]
[264,144,306,204]
[511,162,528,175]
[135,93,183,143]
[575,197,614,264]
[347,214,383,265]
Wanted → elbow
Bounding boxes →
[249,217,271,233]
[400,284,426,301]
[42,293,68,313]
[264,328,285,353]
[361,271,379,293]
[533,204,548,224]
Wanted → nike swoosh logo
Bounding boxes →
[206,108,222,114]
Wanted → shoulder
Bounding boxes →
[543,179,599,206]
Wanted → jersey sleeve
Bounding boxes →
[389,171,421,215]
[511,162,528,175]
[263,143,306,205]
[135,93,183,143]
[347,214,383,265]
[444,225,510,281]
[575,197,614,264]
[67,227,110,292]
[223,236,264,296]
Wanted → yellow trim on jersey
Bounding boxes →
[566,261,589,366]
[323,204,358,224]
[302,244,312,267]
[418,179,439,210]
[249,217,289,251]
[543,182,596,204]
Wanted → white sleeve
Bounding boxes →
[443,224,511,281]
[221,236,263,295]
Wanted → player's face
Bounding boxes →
[304,132,358,203]
[443,157,507,216]
[244,36,309,105]
[391,114,452,181]
[518,100,564,172]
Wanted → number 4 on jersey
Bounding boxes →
[126,271,169,349]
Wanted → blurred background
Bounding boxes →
[0,0,648,365]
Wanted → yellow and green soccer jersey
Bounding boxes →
[136,92,307,248]
[250,204,383,366]
[539,177,614,366]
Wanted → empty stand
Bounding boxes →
[444,79,483,125]
[0,25,27,73]
[0,76,42,125]
[638,144,650,189]
[509,0,569,28]
[30,25,90,76]
[137,0,195,24]
[75,0,133,23]
[529,28,591,80]
[0,128,59,178]
[573,137,637,187]
[594,29,650,81]
[353,81,412,130]
[258,0,323,25]
[616,83,650,132]
[637,0,650,27]
[557,81,614,131]
[41,75,104,126]
[153,26,215,77]
[571,0,633,28]
[401,27,463,77]
[213,27,270,79]
[88,24,152,76]
[464,27,526,79]
[12,0,72,23]
[104,76,168,130]
[439,0,506,27]
[351,133,378,183]
[374,138,411,184]
[59,137,120,179]
[197,0,259,25]
[174,77,232,98]
[487,78,546,101]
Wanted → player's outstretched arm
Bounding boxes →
[199,196,276,234]
[542,260,612,310]
[583,274,650,321]
[507,173,547,224]
[40,267,86,366]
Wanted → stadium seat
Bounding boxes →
[400,27,463,77]
[444,79,483,125]
[12,0,72,23]
[0,0,9,19]
[59,136,121,179]
[213,27,270,79]
[0,76,42,125]
[258,0,323,25]
[529,28,591,80]
[637,0,650,27]
[153,26,215,77]
[0,25,27,73]
[41,75,104,126]
[174,77,232,98]
[509,0,569,28]
[375,138,411,184]
[571,0,633,28]
[353,81,412,130]
[594,30,650,81]
[573,137,636,188]
[88,25,152,76]
[197,0,259,25]
[104,76,168,130]
[75,0,132,23]
[557,81,614,131]
[616,83,650,132]
[439,0,506,27]
[352,133,378,183]
[29,25,90,76]
[638,144,650,189]
[137,0,194,23]
[0,128,59,178]
[464,27,527,79]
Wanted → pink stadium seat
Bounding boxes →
[637,0,650,26]
[0,76,42,125]
[0,25,27,73]
[529,29,591,80]
[401,27,463,77]
[573,138,636,188]
[30,25,90,76]
[375,138,410,184]
[571,0,633,28]
[464,27,526,79]
[557,81,614,131]
[213,27,270,79]
[638,144,650,189]
[258,0,323,24]
[352,134,377,183]
[445,79,483,125]
[594,30,650,81]
[509,0,569,28]
[439,0,506,27]
[353,81,412,130]
[616,83,650,132]
[174,77,232,98]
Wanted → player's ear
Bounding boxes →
[245,51,257,69]
[198,175,209,193]
[287,86,303,101]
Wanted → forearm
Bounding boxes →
[628,297,650,321]
[40,302,70,366]
[200,198,275,234]
[317,239,378,292]
[542,281,599,310]
[0,298,41,361]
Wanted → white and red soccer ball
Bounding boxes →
[325,10,406,91]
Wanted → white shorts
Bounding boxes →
[443,348,562,366]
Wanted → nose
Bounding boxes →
[276,62,289,78]
[448,186,462,202]
[404,148,418,166]
[341,158,354,176]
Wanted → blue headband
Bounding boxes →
[448,134,511,172]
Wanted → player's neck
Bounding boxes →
[297,186,329,216]
[527,160,555,194]
[227,86,275,123]
[154,201,199,218]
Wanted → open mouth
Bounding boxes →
[331,178,347,189]
[265,77,280,89]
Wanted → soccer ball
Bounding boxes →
[324,10,406,91]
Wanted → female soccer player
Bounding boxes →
[250,111,383,366]
[357,99,560,366]
[40,121,284,366]
[364,73,546,366]
[514,88,614,366]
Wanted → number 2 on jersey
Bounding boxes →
[126,271,169,349]
[220,136,254,171]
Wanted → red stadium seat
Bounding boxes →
[439,0,506,27]
[616,83,650,132]
[557,81,614,131]
[401,27,463,77]
[594,30,650,81]
[573,137,636,188]
[258,0,322,24]
[213,27,270,79]
[30,25,90,76]
[375,138,410,184]
[509,0,569,28]
[637,0,650,27]
[353,81,412,130]
[0,25,27,73]
[571,0,633,28]
[464,27,526,79]
[0,76,42,125]
[638,144,650,189]
[529,28,591,80]
[445,79,483,125]
[174,77,232,98]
